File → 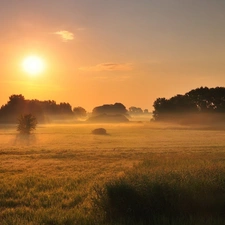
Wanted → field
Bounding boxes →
[0,122,225,225]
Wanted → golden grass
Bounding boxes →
[0,122,225,224]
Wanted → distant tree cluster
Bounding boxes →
[0,94,73,123]
[87,103,129,123]
[73,107,87,119]
[0,95,131,124]
[128,106,149,115]
[92,103,128,116]
[153,87,225,123]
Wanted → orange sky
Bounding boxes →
[1,0,225,112]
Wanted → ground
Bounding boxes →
[0,122,225,224]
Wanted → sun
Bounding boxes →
[22,55,45,76]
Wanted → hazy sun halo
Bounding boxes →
[22,56,45,75]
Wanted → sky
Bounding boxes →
[1,0,225,112]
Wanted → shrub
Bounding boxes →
[92,128,107,135]
[17,114,37,134]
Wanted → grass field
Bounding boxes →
[0,122,225,224]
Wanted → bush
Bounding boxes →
[17,114,37,134]
[92,128,107,135]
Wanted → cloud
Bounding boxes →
[79,63,133,72]
[55,30,74,42]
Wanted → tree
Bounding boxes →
[17,114,37,134]
[0,95,75,123]
[129,106,143,115]
[92,103,127,116]
[152,86,225,123]
[59,102,73,114]
[73,107,87,118]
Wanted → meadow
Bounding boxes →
[0,122,225,224]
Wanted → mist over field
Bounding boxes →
[2,121,225,157]
[1,121,225,224]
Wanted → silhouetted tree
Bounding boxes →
[0,94,26,123]
[92,103,127,116]
[185,87,225,112]
[17,114,37,134]
[59,102,73,114]
[152,87,225,123]
[129,106,143,115]
[0,95,73,123]
[73,107,87,118]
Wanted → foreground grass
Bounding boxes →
[0,123,225,224]
[93,153,225,224]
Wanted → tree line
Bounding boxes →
[0,94,151,124]
[152,87,225,123]
[0,94,74,123]
[2,86,223,124]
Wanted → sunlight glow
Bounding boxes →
[22,56,45,76]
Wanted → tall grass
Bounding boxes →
[1,124,225,224]
[92,153,225,224]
